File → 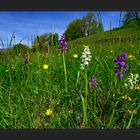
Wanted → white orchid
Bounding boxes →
[124,73,139,89]
[80,45,92,70]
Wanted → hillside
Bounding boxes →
[67,27,140,47]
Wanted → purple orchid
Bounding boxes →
[89,76,99,88]
[24,54,28,65]
[59,34,68,53]
[113,52,128,79]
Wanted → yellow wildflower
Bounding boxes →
[128,109,137,114]
[135,85,140,90]
[110,50,113,53]
[45,108,53,116]
[43,64,48,70]
[128,54,136,60]
[121,95,132,102]
[73,54,78,58]
[121,95,127,100]
[80,123,85,128]
[128,97,132,102]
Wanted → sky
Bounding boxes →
[0,11,121,47]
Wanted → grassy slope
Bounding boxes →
[68,27,140,46]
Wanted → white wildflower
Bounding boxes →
[80,45,92,70]
[124,83,128,88]
[84,61,89,65]
[80,64,85,70]
[125,73,139,90]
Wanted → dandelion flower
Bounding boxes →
[73,54,78,58]
[43,64,48,70]
[45,108,53,116]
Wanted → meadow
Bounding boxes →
[0,27,140,128]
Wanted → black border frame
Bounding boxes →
[0,0,140,140]
[0,129,140,139]
[0,0,140,10]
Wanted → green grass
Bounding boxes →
[0,28,140,128]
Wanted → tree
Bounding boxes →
[32,33,49,50]
[123,11,140,26]
[64,19,84,41]
[82,12,103,36]
[32,33,59,50]
[64,12,103,41]
[53,33,59,46]
[13,43,29,54]
[49,33,59,46]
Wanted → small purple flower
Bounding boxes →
[114,67,120,73]
[118,72,123,78]
[89,76,99,88]
[24,54,28,65]
[120,52,127,60]
[118,60,126,67]
[61,45,68,53]
[123,63,128,71]
[59,35,68,53]
[113,56,119,63]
